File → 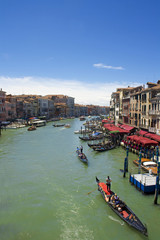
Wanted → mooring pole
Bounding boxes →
[154,147,159,204]
[154,161,160,204]
[0,121,2,136]
[138,151,142,174]
[149,149,151,160]
[126,145,129,172]
[156,146,159,163]
[123,157,127,178]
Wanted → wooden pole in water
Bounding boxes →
[156,146,159,163]
[123,157,127,178]
[0,121,1,136]
[138,151,142,174]
[154,147,160,204]
[126,146,129,172]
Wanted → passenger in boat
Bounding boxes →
[118,207,122,212]
[104,193,110,202]
[106,176,112,191]
[111,195,115,202]
[115,194,119,202]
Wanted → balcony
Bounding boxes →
[142,111,146,115]
[149,110,160,115]
[139,124,149,130]
[149,127,156,133]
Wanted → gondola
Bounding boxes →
[94,145,116,152]
[79,134,104,141]
[96,177,148,236]
[88,142,103,148]
[76,148,88,164]
[28,125,36,131]
[53,124,65,127]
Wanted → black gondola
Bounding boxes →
[96,177,148,236]
[53,124,65,127]
[88,142,103,148]
[79,134,104,141]
[94,145,116,152]
[76,148,88,164]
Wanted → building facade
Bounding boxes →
[0,89,6,121]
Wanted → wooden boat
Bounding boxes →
[88,142,103,148]
[133,158,157,175]
[79,134,104,141]
[79,116,86,121]
[53,124,65,127]
[65,124,71,128]
[94,144,116,152]
[76,148,88,164]
[28,126,36,131]
[74,129,91,134]
[96,177,147,236]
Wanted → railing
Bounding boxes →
[139,124,149,129]
[142,111,146,115]
[149,110,160,115]
[148,127,156,133]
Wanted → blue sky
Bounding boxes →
[0,0,160,105]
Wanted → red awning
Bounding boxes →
[120,124,135,131]
[104,124,129,134]
[127,135,158,146]
[137,130,148,136]
[145,133,160,142]
[102,119,109,123]
[102,119,115,123]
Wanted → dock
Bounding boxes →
[129,173,160,194]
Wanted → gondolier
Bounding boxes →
[106,176,112,190]
[80,145,83,153]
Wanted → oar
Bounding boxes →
[87,188,97,194]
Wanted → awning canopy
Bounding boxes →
[102,119,109,123]
[120,124,135,131]
[104,124,129,134]
[127,135,158,147]
[102,119,114,123]
[145,133,160,142]
[137,130,148,136]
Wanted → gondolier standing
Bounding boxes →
[80,145,83,153]
[106,176,112,190]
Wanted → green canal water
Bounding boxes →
[0,118,159,240]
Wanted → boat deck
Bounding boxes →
[133,158,157,175]
[130,173,160,193]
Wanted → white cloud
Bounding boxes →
[0,76,129,106]
[93,63,125,70]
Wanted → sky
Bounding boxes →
[0,0,160,106]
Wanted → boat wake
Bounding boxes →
[108,215,124,225]
[56,192,94,240]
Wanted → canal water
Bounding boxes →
[0,118,159,240]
